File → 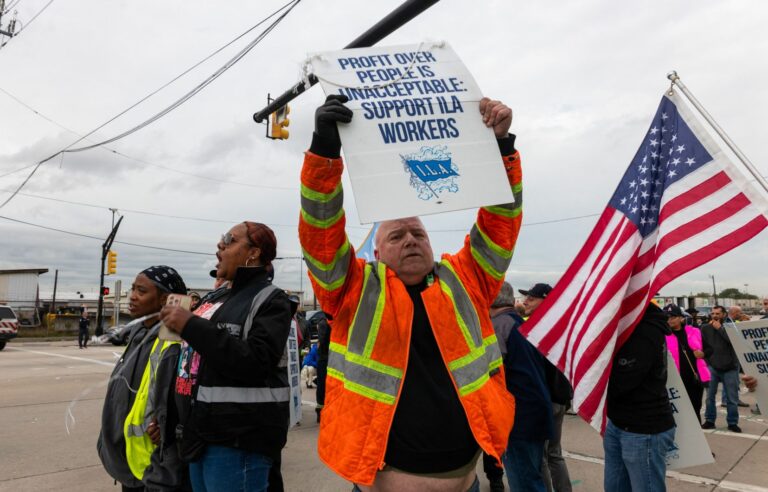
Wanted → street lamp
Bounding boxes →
[744,283,749,296]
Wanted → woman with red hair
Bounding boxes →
[161,221,292,492]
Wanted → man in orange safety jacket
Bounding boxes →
[299,94,523,492]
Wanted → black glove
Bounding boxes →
[310,95,352,158]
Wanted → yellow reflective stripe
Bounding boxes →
[512,182,522,194]
[437,262,479,349]
[362,262,388,359]
[300,182,342,202]
[330,342,402,379]
[301,207,345,229]
[448,334,499,372]
[483,204,522,218]
[302,240,351,291]
[327,367,396,405]
[469,224,512,281]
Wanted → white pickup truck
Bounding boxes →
[0,304,19,351]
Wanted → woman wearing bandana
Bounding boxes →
[161,222,292,492]
[98,265,190,492]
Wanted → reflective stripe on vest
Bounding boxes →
[469,224,513,281]
[327,260,502,404]
[124,337,177,480]
[196,385,290,403]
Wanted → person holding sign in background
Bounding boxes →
[663,304,710,424]
[701,305,743,432]
[299,94,522,492]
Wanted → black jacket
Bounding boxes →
[179,266,292,460]
[607,304,675,434]
[701,321,739,372]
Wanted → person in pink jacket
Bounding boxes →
[664,304,710,424]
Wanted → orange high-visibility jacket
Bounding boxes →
[299,148,523,485]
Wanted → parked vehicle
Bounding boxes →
[0,305,19,351]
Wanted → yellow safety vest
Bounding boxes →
[124,337,177,480]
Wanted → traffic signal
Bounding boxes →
[269,105,290,140]
[102,286,110,296]
[107,250,117,275]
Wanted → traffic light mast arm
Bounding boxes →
[252,0,441,123]
[96,216,123,335]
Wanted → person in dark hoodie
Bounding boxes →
[160,222,292,492]
[98,265,189,492]
[603,302,675,492]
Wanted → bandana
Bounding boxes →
[141,265,187,295]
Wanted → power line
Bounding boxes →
[0,0,53,48]
[0,86,295,190]
[0,213,214,255]
[0,0,302,210]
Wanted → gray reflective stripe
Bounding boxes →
[304,245,352,291]
[301,189,344,222]
[196,385,290,403]
[435,263,483,348]
[126,423,147,437]
[469,224,512,277]
[242,284,280,339]
[328,350,400,398]
[450,342,503,390]
[143,341,164,422]
[347,262,384,355]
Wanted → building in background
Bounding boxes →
[0,269,48,326]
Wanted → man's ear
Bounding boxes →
[158,293,169,308]
[374,248,380,260]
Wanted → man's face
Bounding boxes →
[728,306,741,319]
[523,295,544,316]
[763,299,768,312]
[374,217,434,285]
[711,307,725,321]
[129,273,166,319]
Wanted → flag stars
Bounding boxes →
[640,217,647,225]
[661,112,669,120]
[651,151,658,159]
[671,157,681,166]
[668,170,677,178]
[638,165,648,174]
[676,144,686,153]
[641,191,649,199]
[631,206,639,214]
[629,180,637,188]
[649,139,659,147]
[671,134,678,142]
[686,157,696,166]
[620,197,627,205]
[639,178,649,186]
[649,126,659,135]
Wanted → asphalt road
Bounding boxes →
[1,340,766,491]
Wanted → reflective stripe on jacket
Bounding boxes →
[124,336,178,480]
[299,148,523,485]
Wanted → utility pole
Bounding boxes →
[96,216,123,336]
[0,0,19,39]
[709,274,718,306]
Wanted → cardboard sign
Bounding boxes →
[287,318,302,428]
[309,42,514,223]
[159,294,193,341]
[724,319,768,413]
[665,355,715,470]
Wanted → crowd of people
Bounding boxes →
[95,95,763,492]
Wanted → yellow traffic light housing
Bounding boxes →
[107,250,117,275]
[269,105,290,140]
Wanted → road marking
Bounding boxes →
[6,347,114,367]
[563,451,768,492]
[703,429,768,441]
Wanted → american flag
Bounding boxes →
[519,91,768,432]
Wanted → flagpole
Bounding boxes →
[667,71,768,195]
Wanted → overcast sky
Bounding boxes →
[1,0,766,301]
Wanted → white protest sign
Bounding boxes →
[287,318,302,428]
[309,42,514,223]
[724,319,768,413]
[665,356,714,470]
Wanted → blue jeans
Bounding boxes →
[503,439,547,492]
[603,419,675,492]
[190,445,273,492]
[705,366,740,426]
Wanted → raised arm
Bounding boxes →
[451,98,523,302]
[299,96,364,319]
